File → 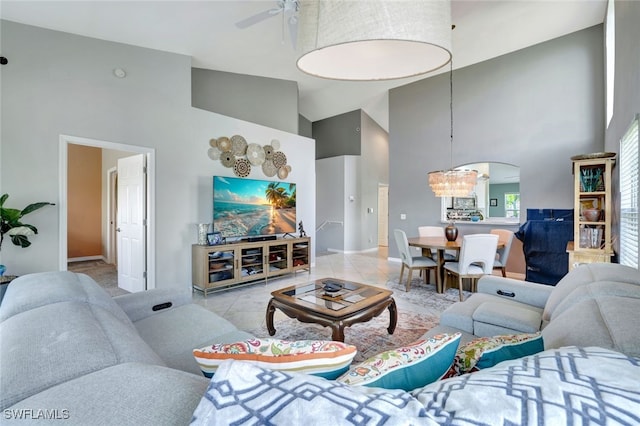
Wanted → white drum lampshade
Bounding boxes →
[296,0,452,81]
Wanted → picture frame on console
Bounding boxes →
[490,198,498,207]
[207,232,223,246]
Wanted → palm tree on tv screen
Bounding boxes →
[265,182,297,209]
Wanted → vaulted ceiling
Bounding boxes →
[1,1,607,130]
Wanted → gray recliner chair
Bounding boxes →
[429,263,640,357]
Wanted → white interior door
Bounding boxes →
[117,154,146,292]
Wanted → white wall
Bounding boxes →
[0,21,315,289]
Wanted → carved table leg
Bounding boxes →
[330,322,346,342]
[387,298,398,335]
[266,298,277,336]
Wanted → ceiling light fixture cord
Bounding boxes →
[449,60,454,171]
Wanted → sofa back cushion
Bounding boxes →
[542,294,640,357]
[0,301,165,410]
[542,263,640,322]
[0,271,132,326]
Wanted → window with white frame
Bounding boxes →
[619,115,639,268]
[504,192,520,218]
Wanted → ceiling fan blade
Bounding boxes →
[235,7,282,29]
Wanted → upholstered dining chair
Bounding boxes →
[443,233,499,301]
[418,226,458,261]
[394,229,437,291]
[490,229,515,277]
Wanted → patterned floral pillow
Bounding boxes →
[193,338,357,379]
[336,333,461,391]
[447,332,544,377]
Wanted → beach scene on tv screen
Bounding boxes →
[213,176,296,237]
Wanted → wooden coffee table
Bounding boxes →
[266,278,397,342]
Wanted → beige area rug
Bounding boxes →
[246,277,468,363]
[385,278,471,313]
[247,310,440,363]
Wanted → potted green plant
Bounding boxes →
[0,193,55,276]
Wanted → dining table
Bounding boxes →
[407,236,505,294]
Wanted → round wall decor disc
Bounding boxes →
[233,158,251,177]
[220,152,236,167]
[277,166,289,180]
[246,143,266,165]
[271,139,281,150]
[262,159,277,177]
[272,151,287,168]
[209,138,218,148]
[217,136,232,152]
[263,145,274,159]
[207,147,220,161]
[231,135,248,156]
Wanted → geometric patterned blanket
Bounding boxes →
[413,346,640,425]
[191,346,640,425]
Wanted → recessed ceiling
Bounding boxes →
[0,1,606,131]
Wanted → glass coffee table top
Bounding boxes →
[275,278,391,314]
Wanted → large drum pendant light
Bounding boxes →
[296,0,452,81]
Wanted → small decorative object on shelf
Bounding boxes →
[445,223,458,242]
[197,223,211,245]
[298,220,306,237]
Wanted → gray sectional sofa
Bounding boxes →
[426,262,640,357]
[0,271,252,425]
[2,264,640,425]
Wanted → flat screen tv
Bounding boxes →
[213,176,297,239]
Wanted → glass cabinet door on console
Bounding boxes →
[239,244,266,282]
[567,154,615,270]
[292,240,310,273]
[266,242,289,278]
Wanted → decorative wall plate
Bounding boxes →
[247,143,266,165]
[263,145,274,159]
[270,139,281,150]
[217,137,232,152]
[231,135,248,156]
[208,147,221,161]
[277,166,289,179]
[233,158,251,177]
[221,152,236,168]
[209,138,218,148]
[262,159,277,177]
[272,151,287,168]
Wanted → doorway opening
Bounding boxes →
[59,135,156,291]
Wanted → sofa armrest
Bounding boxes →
[113,288,193,323]
[476,276,553,309]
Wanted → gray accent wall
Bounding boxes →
[315,110,389,253]
[299,115,312,138]
[191,68,299,134]
[388,25,605,258]
[313,110,362,159]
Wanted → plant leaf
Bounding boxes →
[21,202,55,216]
[0,194,8,207]
[11,234,31,248]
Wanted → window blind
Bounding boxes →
[619,115,639,268]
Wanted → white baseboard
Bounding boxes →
[67,255,106,263]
